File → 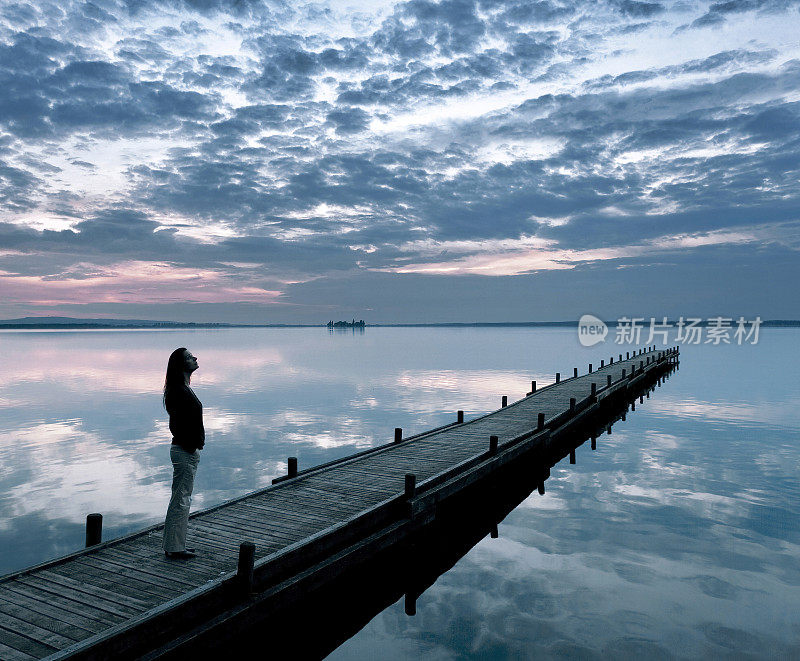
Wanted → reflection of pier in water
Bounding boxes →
[0,347,678,660]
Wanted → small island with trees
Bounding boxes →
[327,319,366,328]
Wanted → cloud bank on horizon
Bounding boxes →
[0,0,798,322]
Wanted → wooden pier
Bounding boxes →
[0,346,679,660]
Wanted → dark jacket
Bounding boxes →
[166,385,205,452]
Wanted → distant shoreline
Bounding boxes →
[1,319,799,329]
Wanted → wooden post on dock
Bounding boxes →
[619,354,622,361]
[288,457,297,478]
[588,363,593,373]
[237,542,255,596]
[394,427,402,443]
[531,380,536,393]
[556,372,560,383]
[489,435,498,454]
[627,351,630,359]
[405,474,416,499]
[405,593,416,616]
[538,413,545,430]
[85,513,102,548]
[501,396,507,408]
[610,356,614,364]
[622,369,626,379]
[600,359,604,367]
[591,383,596,396]
[607,375,612,388]
[574,367,578,378]
[457,410,464,423]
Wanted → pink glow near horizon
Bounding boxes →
[0,260,283,306]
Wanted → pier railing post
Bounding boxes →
[394,427,402,443]
[237,541,255,596]
[573,367,578,378]
[86,513,102,548]
[555,372,560,383]
[607,375,612,388]
[600,359,604,367]
[588,363,593,373]
[405,473,416,499]
[538,413,545,430]
[457,410,464,423]
[288,457,297,477]
[590,383,596,396]
[531,380,536,393]
[489,435,498,454]
[501,396,507,408]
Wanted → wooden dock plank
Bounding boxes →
[15,575,142,619]
[0,623,58,659]
[0,583,123,629]
[0,593,96,640]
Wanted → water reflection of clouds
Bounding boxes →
[0,420,170,525]
[652,395,800,427]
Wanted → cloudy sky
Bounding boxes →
[0,0,798,323]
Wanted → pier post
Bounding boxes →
[607,375,612,388]
[627,351,630,359]
[537,413,545,430]
[457,410,464,423]
[588,363,593,373]
[556,372,560,383]
[610,357,614,364]
[489,435,498,454]
[569,449,576,464]
[501,396,507,408]
[600,359,604,367]
[405,593,417,616]
[85,513,102,548]
[622,369,626,379]
[394,427,402,443]
[619,354,622,361]
[640,361,644,371]
[570,397,576,413]
[237,542,255,595]
[591,383,596,396]
[288,457,297,478]
[405,474,417,499]
[574,367,578,378]
[531,380,536,393]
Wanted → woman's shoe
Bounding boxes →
[165,549,196,559]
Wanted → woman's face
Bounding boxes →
[184,350,199,373]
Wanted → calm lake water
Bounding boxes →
[1,327,798,658]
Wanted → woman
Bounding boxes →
[162,347,204,559]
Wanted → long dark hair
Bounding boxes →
[163,347,188,411]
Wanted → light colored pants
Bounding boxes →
[163,445,200,552]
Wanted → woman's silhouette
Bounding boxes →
[162,347,204,559]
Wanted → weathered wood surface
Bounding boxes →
[0,347,678,660]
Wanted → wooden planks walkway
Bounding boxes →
[0,346,679,660]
